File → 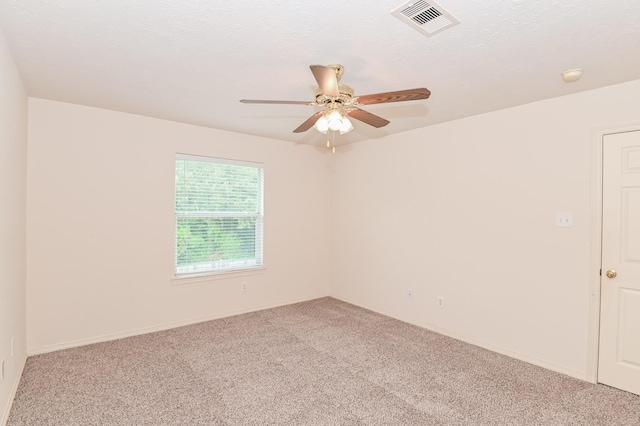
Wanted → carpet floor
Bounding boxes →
[8,297,640,425]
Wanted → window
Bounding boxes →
[175,154,263,276]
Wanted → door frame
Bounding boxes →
[587,122,640,383]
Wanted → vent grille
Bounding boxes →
[412,7,442,25]
[392,0,459,37]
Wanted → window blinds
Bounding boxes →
[175,154,263,275]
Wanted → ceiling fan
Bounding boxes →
[240,64,431,136]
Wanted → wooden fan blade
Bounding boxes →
[347,108,390,128]
[310,65,340,97]
[293,111,325,133]
[356,88,431,105]
[240,99,313,105]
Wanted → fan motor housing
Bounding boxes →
[314,83,355,105]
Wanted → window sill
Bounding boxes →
[171,267,266,285]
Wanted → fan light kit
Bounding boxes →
[240,64,431,152]
[314,110,354,134]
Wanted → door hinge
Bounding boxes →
[599,268,602,276]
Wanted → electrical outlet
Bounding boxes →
[407,289,413,300]
[241,282,247,292]
[556,212,573,227]
[437,296,445,309]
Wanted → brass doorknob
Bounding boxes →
[606,269,617,279]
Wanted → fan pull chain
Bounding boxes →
[326,132,337,153]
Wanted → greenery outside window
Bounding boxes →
[175,154,264,276]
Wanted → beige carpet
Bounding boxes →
[8,297,640,425]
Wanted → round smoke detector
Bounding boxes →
[562,68,583,83]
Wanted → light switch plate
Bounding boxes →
[556,212,573,228]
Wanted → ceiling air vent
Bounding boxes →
[392,0,459,37]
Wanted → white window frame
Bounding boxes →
[174,153,264,278]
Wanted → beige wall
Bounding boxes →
[0,29,28,424]
[329,79,640,379]
[26,99,332,354]
[22,75,640,380]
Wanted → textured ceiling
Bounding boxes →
[1,0,640,146]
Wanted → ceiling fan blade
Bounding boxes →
[293,111,325,133]
[310,65,340,97]
[347,108,390,128]
[240,99,313,105]
[356,88,431,105]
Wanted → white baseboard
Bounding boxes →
[28,293,329,356]
[329,294,587,381]
[1,355,26,426]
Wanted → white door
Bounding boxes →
[598,130,640,395]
